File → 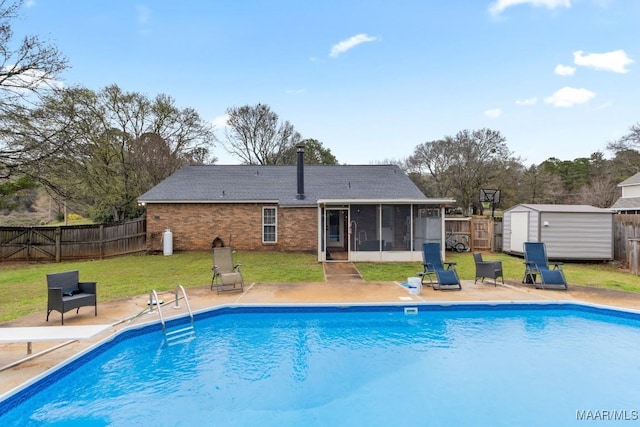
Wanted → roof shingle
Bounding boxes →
[138,164,436,206]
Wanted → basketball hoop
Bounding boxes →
[479,189,500,218]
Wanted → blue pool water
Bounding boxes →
[2,303,640,426]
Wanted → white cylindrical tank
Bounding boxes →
[163,229,173,256]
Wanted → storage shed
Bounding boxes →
[503,204,613,261]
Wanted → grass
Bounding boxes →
[1,251,639,323]
[0,252,324,323]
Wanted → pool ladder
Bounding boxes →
[149,285,195,345]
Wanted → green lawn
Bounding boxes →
[1,251,639,323]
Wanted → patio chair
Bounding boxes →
[522,242,567,290]
[46,271,97,325]
[473,253,504,286]
[417,242,461,290]
[211,247,244,293]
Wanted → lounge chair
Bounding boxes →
[417,242,461,290]
[473,252,504,286]
[211,247,244,293]
[522,242,567,289]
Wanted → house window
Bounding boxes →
[263,207,277,243]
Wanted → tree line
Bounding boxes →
[1,0,639,223]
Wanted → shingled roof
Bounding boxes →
[617,171,640,187]
[138,164,440,206]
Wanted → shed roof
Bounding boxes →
[506,204,613,214]
[138,164,451,206]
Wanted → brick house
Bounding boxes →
[138,152,454,262]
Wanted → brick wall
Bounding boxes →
[146,203,318,253]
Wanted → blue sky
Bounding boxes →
[14,0,640,165]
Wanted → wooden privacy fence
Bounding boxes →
[613,214,640,265]
[0,218,146,262]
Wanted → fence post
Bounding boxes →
[629,238,640,275]
[99,224,104,260]
[55,227,61,263]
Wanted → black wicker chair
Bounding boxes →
[473,253,504,286]
[46,271,97,324]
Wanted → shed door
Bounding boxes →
[510,211,529,253]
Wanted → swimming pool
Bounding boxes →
[1,302,640,426]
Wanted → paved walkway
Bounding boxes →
[2,278,640,397]
[323,262,364,281]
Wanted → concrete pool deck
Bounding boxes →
[2,274,640,397]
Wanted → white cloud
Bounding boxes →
[516,97,538,105]
[573,49,634,74]
[211,114,229,128]
[489,0,571,16]
[25,0,36,7]
[136,5,152,35]
[136,5,151,24]
[329,33,378,58]
[285,88,306,95]
[593,101,613,110]
[484,108,502,118]
[544,86,595,107]
[0,66,64,92]
[554,64,576,76]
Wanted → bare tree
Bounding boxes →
[406,128,517,213]
[608,123,640,152]
[26,85,215,221]
[576,176,618,208]
[0,0,68,177]
[0,0,67,97]
[222,103,301,165]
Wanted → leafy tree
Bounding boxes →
[221,103,301,165]
[279,138,338,165]
[515,164,565,204]
[406,128,516,213]
[607,124,640,182]
[539,157,591,201]
[609,149,640,182]
[0,174,36,210]
[25,85,215,222]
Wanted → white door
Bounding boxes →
[510,211,529,253]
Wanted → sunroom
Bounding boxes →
[319,201,451,262]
